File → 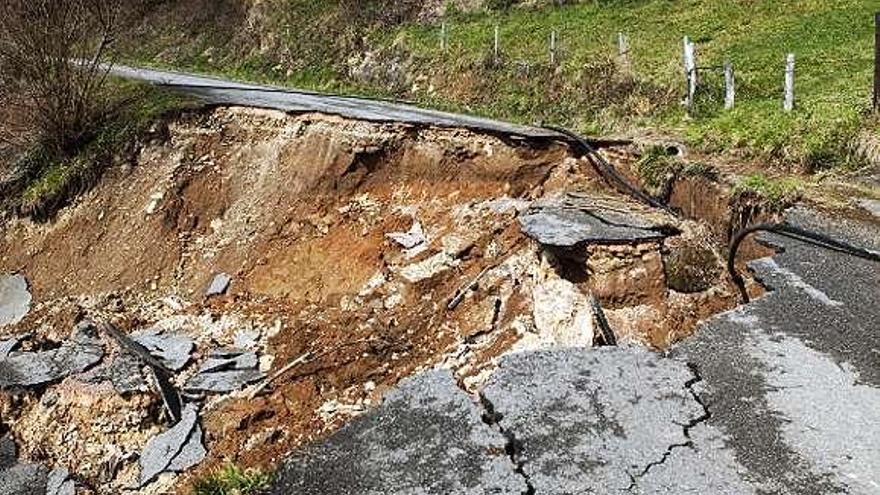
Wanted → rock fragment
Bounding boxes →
[386,221,426,249]
[205,273,232,297]
[184,349,263,394]
[518,194,669,248]
[139,403,205,487]
[527,278,595,348]
[0,435,75,495]
[399,252,455,283]
[0,274,31,327]
[0,323,104,389]
[131,328,194,371]
[0,333,29,359]
[82,352,149,394]
[46,468,75,495]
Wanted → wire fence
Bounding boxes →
[428,19,879,116]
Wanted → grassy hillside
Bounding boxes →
[121,0,878,170]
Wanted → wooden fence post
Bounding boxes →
[618,32,630,70]
[550,30,558,66]
[683,37,697,112]
[494,25,500,63]
[784,53,795,112]
[724,61,735,110]
[874,12,879,111]
[440,22,448,52]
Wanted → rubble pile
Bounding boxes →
[0,108,754,493]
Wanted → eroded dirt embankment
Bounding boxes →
[0,107,764,494]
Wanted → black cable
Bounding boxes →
[590,296,617,347]
[727,222,880,303]
[543,125,675,214]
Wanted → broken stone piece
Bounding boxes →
[518,195,669,248]
[46,468,75,495]
[198,349,258,374]
[529,277,595,348]
[0,435,16,470]
[386,221,426,250]
[139,403,205,487]
[0,435,67,495]
[205,273,232,297]
[131,328,194,371]
[81,352,149,394]
[0,274,31,327]
[233,330,260,350]
[0,323,104,389]
[0,333,29,359]
[399,252,455,283]
[184,349,263,394]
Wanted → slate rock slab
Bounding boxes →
[131,328,194,372]
[269,370,525,495]
[46,468,75,495]
[0,323,104,389]
[184,349,263,394]
[0,334,29,359]
[81,352,149,394]
[205,273,232,297]
[518,194,670,248]
[83,328,194,394]
[0,274,31,328]
[0,435,67,495]
[139,403,206,487]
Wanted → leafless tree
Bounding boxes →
[0,0,124,158]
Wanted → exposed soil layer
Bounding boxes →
[0,108,767,493]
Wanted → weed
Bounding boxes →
[733,173,804,209]
[18,80,195,219]
[636,145,681,194]
[192,464,272,495]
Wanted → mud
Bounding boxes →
[0,107,769,493]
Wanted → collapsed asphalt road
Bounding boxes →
[109,65,562,140]
[269,205,880,495]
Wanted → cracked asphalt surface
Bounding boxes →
[269,206,879,494]
[109,65,562,140]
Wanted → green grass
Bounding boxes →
[733,173,805,209]
[20,80,195,217]
[120,0,878,170]
[191,464,272,495]
[636,145,682,191]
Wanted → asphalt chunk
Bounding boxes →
[269,370,526,495]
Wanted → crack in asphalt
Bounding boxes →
[626,362,712,492]
[477,392,536,495]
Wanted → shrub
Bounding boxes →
[192,464,272,495]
